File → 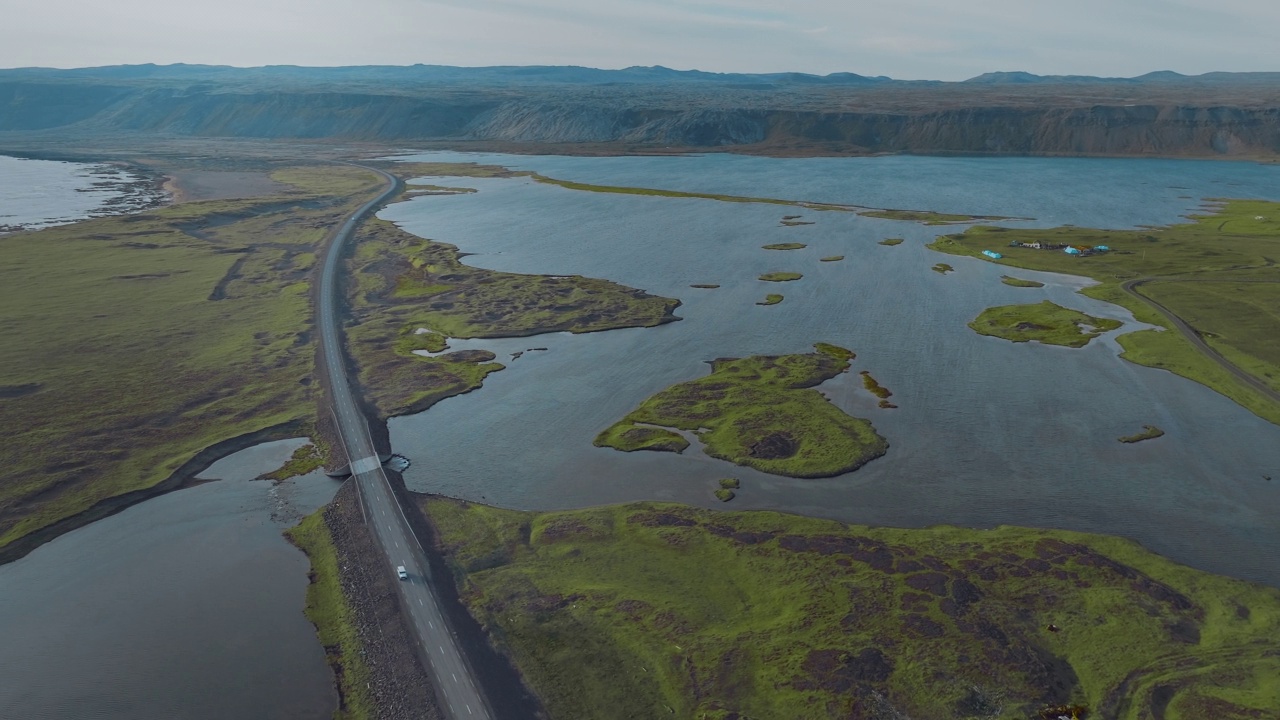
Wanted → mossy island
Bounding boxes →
[759,272,803,282]
[762,243,807,250]
[1002,275,1045,288]
[969,301,1122,348]
[780,220,815,227]
[820,255,845,262]
[690,284,720,289]
[594,343,887,477]
[932,263,954,274]
[1119,425,1166,444]
[879,237,905,246]
[423,497,1280,720]
[757,294,784,306]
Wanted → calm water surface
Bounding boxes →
[0,155,156,232]
[0,439,339,720]
[382,153,1280,587]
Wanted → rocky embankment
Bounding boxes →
[3,66,1279,157]
[324,481,443,720]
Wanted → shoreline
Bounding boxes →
[0,153,171,235]
[0,418,309,567]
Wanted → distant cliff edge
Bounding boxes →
[2,65,1278,158]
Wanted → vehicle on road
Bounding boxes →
[397,565,409,580]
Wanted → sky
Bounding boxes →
[2,0,1278,80]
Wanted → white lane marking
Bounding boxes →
[467,705,473,715]
[439,645,445,653]
[350,456,380,474]
[452,673,458,682]
[428,621,435,629]
[418,598,423,606]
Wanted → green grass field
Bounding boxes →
[969,301,1123,348]
[929,200,1280,423]
[423,498,1280,720]
[594,345,886,477]
[0,165,385,549]
[286,510,374,720]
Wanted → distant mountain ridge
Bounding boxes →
[2,64,1278,158]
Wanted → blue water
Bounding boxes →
[380,153,1280,588]
[0,155,157,233]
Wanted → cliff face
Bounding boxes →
[2,74,1278,157]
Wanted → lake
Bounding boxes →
[0,154,162,233]
[381,152,1280,588]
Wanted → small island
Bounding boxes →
[1119,425,1165,444]
[594,344,887,477]
[690,284,720,289]
[879,238,905,246]
[757,294,784,306]
[759,272,803,282]
[969,301,1122,348]
[1001,275,1045,288]
[932,263,954,274]
[820,255,844,262]
[762,243,807,250]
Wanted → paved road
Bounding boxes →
[317,165,494,720]
[1121,276,1280,404]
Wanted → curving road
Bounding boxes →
[317,165,494,720]
[1120,276,1280,404]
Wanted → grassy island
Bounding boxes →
[1119,425,1166,444]
[1002,275,1045,288]
[932,263,954,274]
[690,284,720,289]
[969,301,1122,348]
[820,255,844,262]
[259,443,324,482]
[929,199,1280,424]
[759,272,803,282]
[860,371,893,401]
[594,344,886,477]
[879,237,905,246]
[422,497,1280,720]
[757,294,784,306]
[762,243,807,250]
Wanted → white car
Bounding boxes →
[396,565,409,580]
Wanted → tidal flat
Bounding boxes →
[382,152,1280,588]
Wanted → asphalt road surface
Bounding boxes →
[318,165,494,720]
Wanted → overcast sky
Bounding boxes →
[3,0,1277,80]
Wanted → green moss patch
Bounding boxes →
[713,489,736,502]
[423,498,1280,720]
[820,256,844,262]
[1002,275,1045,288]
[759,272,803,282]
[718,478,741,489]
[1119,425,1165,444]
[594,346,886,478]
[969,301,1122,348]
[593,423,690,454]
[757,294,784,306]
[762,243,807,250]
[860,371,893,401]
[286,510,374,720]
[879,237,905,246]
[932,263,954,274]
[259,443,325,482]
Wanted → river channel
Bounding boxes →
[382,152,1280,588]
[0,439,338,720]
